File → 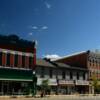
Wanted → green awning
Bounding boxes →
[0,67,33,82]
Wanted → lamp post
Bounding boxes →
[32,71,37,96]
[32,41,37,96]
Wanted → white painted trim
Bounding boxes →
[0,78,32,82]
[18,52,22,55]
[10,51,15,54]
[0,66,32,71]
[0,48,34,57]
[2,49,7,53]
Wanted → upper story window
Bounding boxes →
[62,71,66,79]
[25,56,29,68]
[89,59,91,66]
[90,62,91,66]
[29,57,33,69]
[77,72,79,80]
[14,54,18,67]
[0,52,2,66]
[22,55,25,68]
[6,53,10,66]
[95,60,98,67]
[41,67,44,78]
[70,72,73,80]
[83,72,86,80]
[92,59,94,66]
[49,69,53,78]
[89,71,92,79]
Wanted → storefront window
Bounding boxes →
[22,55,25,68]
[62,71,65,79]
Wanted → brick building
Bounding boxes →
[0,35,36,95]
[54,50,100,94]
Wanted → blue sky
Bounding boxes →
[0,0,100,58]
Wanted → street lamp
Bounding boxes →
[32,71,37,96]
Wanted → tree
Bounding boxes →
[91,74,99,94]
[40,79,51,97]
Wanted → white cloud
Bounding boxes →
[43,54,61,60]
[29,25,48,31]
[45,2,51,9]
[41,26,48,30]
[32,26,38,30]
[28,32,33,35]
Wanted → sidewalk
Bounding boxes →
[0,94,100,100]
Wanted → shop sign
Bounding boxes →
[59,80,66,84]
[59,80,74,85]
[65,80,74,85]
[49,79,57,85]
[37,78,57,85]
[76,80,89,85]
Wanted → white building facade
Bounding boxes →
[36,59,89,94]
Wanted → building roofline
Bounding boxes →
[37,58,88,71]
[53,50,89,61]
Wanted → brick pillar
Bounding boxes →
[18,55,22,68]
[10,54,14,67]
[2,53,6,66]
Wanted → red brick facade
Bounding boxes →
[2,53,6,66]
[55,51,89,68]
[55,50,100,80]
[0,35,36,70]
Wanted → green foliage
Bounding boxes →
[91,74,99,94]
[41,79,51,95]
[41,79,49,89]
[92,74,98,87]
[41,79,50,91]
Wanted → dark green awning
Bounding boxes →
[0,67,33,82]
